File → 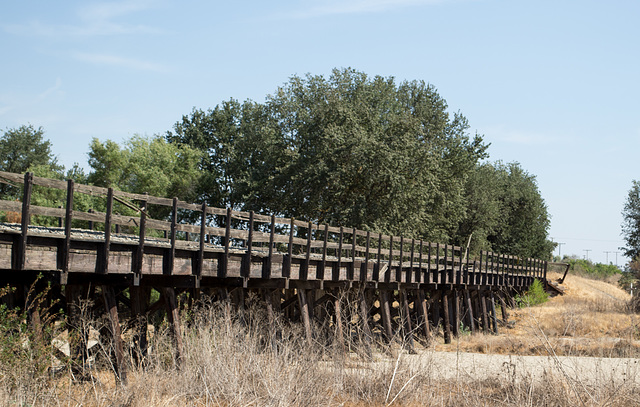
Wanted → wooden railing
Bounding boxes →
[0,171,546,286]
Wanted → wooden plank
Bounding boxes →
[241,211,254,279]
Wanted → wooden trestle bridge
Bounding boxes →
[0,171,551,382]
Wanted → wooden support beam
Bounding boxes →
[130,285,149,367]
[452,290,460,337]
[162,287,183,367]
[464,289,476,334]
[480,291,490,333]
[489,291,499,335]
[441,291,452,344]
[379,289,394,342]
[102,285,127,384]
[401,290,415,352]
[416,289,431,341]
[498,293,509,324]
[358,290,373,358]
[298,289,313,346]
[333,290,344,353]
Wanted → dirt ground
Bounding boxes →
[409,271,640,385]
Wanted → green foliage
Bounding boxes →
[168,68,489,242]
[87,135,203,220]
[0,125,61,201]
[621,180,640,260]
[454,161,554,259]
[515,279,549,307]
[566,257,622,280]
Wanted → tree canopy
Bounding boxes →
[168,68,490,242]
[621,180,640,261]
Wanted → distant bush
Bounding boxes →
[565,258,621,280]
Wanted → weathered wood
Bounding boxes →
[162,287,183,366]
[333,290,344,353]
[298,289,313,346]
[480,291,490,333]
[401,290,415,351]
[102,285,127,383]
[379,289,394,342]
[130,285,149,367]
[452,290,460,337]
[489,291,499,334]
[358,290,372,356]
[415,289,430,341]
[442,291,452,344]
[59,179,74,284]
[464,289,476,333]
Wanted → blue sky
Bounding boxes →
[2,0,639,266]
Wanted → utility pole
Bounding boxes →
[557,242,565,259]
[583,249,591,261]
[604,251,611,264]
[613,251,620,267]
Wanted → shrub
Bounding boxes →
[515,279,549,307]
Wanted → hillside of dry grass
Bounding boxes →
[434,271,640,358]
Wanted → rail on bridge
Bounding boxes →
[0,171,549,383]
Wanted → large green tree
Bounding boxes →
[168,68,488,241]
[621,180,640,261]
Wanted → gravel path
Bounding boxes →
[406,350,640,385]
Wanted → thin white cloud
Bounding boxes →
[482,125,568,146]
[3,0,160,37]
[73,52,169,73]
[284,0,449,19]
[36,78,63,102]
[0,78,64,118]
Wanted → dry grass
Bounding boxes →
[2,274,640,406]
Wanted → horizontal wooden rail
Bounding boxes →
[0,171,549,285]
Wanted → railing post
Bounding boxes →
[14,172,33,270]
[59,179,74,284]
[134,196,147,285]
[164,197,177,276]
